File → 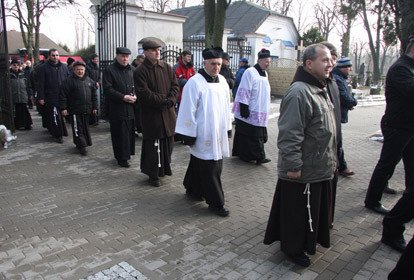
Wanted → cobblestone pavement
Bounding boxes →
[1,100,412,280]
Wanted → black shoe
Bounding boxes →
[365,204,390,215]
[338,168,355,177]
[383,186,397,194]
[382,237,407,253]
[287,252,311,267]
[256,158,271,165]
[117,160,130,168]
[79,147,87,156]
[148,177,160,187]
[186,190,203,201]
[55,137,63,144]
[208,206,229,217]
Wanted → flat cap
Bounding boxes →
[239,57,248,63]
[336,57,352,68]
[116,47,131,55]
[202,47,223,60]
[142,40,162,50]
[10,58,20,65]
[222,52,232,60]
[72,61,86,68]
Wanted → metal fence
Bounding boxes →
[0,0,13,129]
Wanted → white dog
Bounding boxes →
[0,124,17,148]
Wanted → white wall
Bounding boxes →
[255,15,299,61]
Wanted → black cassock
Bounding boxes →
[232,118,267,162]
[264,179,331,256]
[184,155,225,208]
[109,119,135,162]
[70,114,92,148]
[140,136,173,180]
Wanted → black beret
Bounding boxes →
[142,40,161,50]
[66,57,75,65]
[116,47,131,54]
[72,61,86,68]
[202,47,224,60]
[258,48,271,59]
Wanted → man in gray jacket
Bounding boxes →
[264,43,337,267]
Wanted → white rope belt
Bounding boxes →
[73,115,78,137]
[303,183,314,232]
[53,107,58,125]
[154,139,161,167]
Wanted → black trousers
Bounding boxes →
[383,192,414,240]
[337,139,348,172]
[388,234,414,279]
[365,124,414,207]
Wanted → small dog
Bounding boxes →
[0,125,17,149]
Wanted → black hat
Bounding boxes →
[66,57,75,65]
[72,61,86,68]
[258,48,271,59]
[116,47,132,55]
[142,40,162,50]
[202,47,224,60]
[222,52,232,60]
[10,58,20,65]
[90,53,99,59]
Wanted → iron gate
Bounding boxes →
[0,0,13,130]
[96,0,126,117]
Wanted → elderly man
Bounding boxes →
[103,47,136,167]
[232,48,271,164]
[60,61,97,156]
[264,44,336,267]
[134,39,179,187]
[37,49,70,143]
[175,47,232,217]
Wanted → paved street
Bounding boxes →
[1,100,412,280]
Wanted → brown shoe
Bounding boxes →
[339,168,355,177]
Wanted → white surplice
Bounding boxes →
[175,73,232,161]
[232,66,271,127]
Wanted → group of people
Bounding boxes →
[9,36,413,277]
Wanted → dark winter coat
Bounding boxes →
[332,67,357,123]
[86,61,100,83]
[10,69,31,104]
[219,64,235,89]
[59,74,98,115]
[381,54,414,131]
[37,60,70,106]
[134,58,179,140]
[102,60,135,120]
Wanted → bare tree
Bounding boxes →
[6,0,76,63]
[204,0,230,48]
[150,0,171,12]
[360,0,387,84]
[335,0,361,57]
[313,0,337,41]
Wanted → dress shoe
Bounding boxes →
[382,237,407,253]
[365,204,390,215]
[148,177,160,187]
[256,158,271,165]
[79,147,87,156]
[339,168,355,177]
[383,186,397,194]
[287,252,311,267]
[208,206,229,217]
[117,160,130,168]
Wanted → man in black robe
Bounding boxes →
[60,61,97,156]
[264,44,337,267]
[103,47,136,167]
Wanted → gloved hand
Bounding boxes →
[178,134,196,146]
[240,103,250,118]
[160,99,174,111]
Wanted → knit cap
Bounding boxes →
[336,57,352,68]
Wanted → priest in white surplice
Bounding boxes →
[175,47,232,217]
[232,49,272,164]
